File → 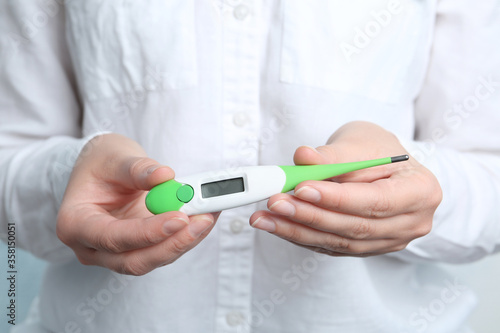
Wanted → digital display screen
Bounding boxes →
[201,177,245,198]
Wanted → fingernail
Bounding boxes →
[147,165,161,175]
[295,186,321,202]
[302,145,319,153]
[251,216,276,232]
[269,200,295,216]
[163,217,189,235]
[188,216,214,237]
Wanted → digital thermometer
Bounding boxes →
[145,155,409,215]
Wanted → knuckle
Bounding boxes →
[366,192,391,218]
[56,221,69,246]
[328,186,347,210]
[129,157,155,176]
[75,250,95,266]
[343,242,367,254]
[302,208,325,228]
[323,235,350,252]
[95,232,122,254]
[128,158,144,176]
[168,235,192,255]
[280,225,303,243]
[76,256,92,266]
[348,219,374,240]
[324,147,338,164]
[140,227,161,246]
[413,220,433,238]
[119,255,151,276]
[414,170,443,211]
[56,210,74,246]
[430,184,443,208]
[392,243,408,252]
[280,225,304,244]
[290,226,308,243]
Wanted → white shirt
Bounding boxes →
[1,0,499,332]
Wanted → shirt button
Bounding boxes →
[233,4,250,20]
[145,83,156,91]
[230,219,245,234]
[233,112,249,127]
[226,311,245,327]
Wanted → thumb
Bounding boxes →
[119,157,175,191]
[293,145,340,165]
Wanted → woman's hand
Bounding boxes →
[250,121,442,257]
[57,134,218,275]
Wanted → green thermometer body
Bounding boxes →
[146,155,409,215]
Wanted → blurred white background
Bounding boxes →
[442,254,500,332]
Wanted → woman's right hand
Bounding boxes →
[56,133,218,275]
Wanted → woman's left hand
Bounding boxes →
[249,121,442,257]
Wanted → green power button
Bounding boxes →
[176,184,194,203]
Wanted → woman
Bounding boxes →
[1,0,499,332]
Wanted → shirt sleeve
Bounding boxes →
[0,2,94,263]
[392,0,500,263]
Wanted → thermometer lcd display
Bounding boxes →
[201,177,245,198]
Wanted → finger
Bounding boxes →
[290,242,407,257]
[250,212,403,255]
[292,175,427,218]
[293,145,334,165]
[294,144,363,166]
[265,194,419,240]
[64,204,190,253]
[115,157,175,191]
[93,214,216,275]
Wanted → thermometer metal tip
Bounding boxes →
[390,155,410,163]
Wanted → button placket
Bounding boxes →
[215,0,260,331]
